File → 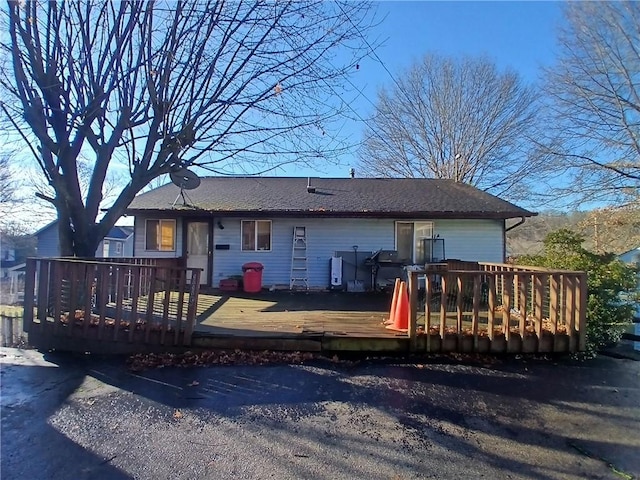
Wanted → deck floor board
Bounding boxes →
[194,291,397,339]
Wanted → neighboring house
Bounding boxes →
[35,221,134,258]
[618,246,640,266]
[0,237,17,278]
[1,237,29,304]
[126,177,536,289]
[99,226,134,258]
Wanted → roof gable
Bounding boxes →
[127,177,535,219]
[105,226,134,240]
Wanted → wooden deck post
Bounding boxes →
[97,263,110,340]
[577,273,588,352]
[144,266,158,344]
[174,269,187,345]
[518,274,529,336]
[456,274,463,344]
[425,274,432,352]
[37,260,50,332]
[472,274,481,349]
[534,274,547,341]
[82,263,95,337]
[408,271,418,352]
[184,269,201,346]
[23,258,36,332]
[440,274,448,338]
[52,261,63,336]
[487,274,496,340]
[502,273,513,342]
[128,266,142,342]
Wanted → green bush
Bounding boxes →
[519,229,637,356]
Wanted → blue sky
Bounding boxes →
[282,1,564,178]
[6,2,567,230]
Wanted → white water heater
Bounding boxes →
[330,256,343,289]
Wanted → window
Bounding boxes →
[115,242,123,255]
[145,219,176,251]
[395,221,434,263]
[241,220,271,251]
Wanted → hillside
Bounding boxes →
[507,208,640,258]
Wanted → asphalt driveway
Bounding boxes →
[1,348,638,479]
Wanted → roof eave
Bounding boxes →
[125,208,537,220]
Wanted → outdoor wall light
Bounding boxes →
[217,221,224,230]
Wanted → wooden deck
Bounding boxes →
[21,258,588,355]
[191,290,409,352]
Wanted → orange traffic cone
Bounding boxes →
[386,281,408,332]
[383,278,401,325]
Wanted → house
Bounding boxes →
[98,225,134,257]
[618,246,640,266]
[126,177,536,290]
[0,237,17,278]
[35,221,134,258]
[1,236,32,303]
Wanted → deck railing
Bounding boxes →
[23,257,200,350]
[406,262,587,353]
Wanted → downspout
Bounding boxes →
[503,216,527,262]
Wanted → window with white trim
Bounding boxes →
[241,220,271,251]
[145,219,176,251]
[395,221,434,264]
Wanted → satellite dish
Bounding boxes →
[170,168,201,190]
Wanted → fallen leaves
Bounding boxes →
[126,349,318,372]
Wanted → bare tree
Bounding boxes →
[0,0,375,256]
[357,54,542,199]
[543,1,640,207]
[0,154,14,204]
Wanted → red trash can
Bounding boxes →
[242,262,264,293]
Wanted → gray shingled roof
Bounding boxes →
[126,177,535,219]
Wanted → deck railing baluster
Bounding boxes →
[128,266,141,343]
[174,269,187,345]
[145,266,158,344]
[472,274,481,350]
[425,274,432,352]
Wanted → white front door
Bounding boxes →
[186,221,210,285]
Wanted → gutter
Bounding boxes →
[505,216,527,233]
[503,216,527,262]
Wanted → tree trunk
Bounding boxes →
[73,236,99,258]
[57,218,102,258]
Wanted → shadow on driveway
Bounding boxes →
[2,347,639,479]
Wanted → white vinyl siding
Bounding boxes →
[434,219,503,263]
[212,218,394,288]
[132,215,505,287]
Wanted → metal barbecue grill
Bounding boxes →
[364,250,405,291]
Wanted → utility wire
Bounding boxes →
[336,2,408,100]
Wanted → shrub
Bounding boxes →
[518,229,637,356]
